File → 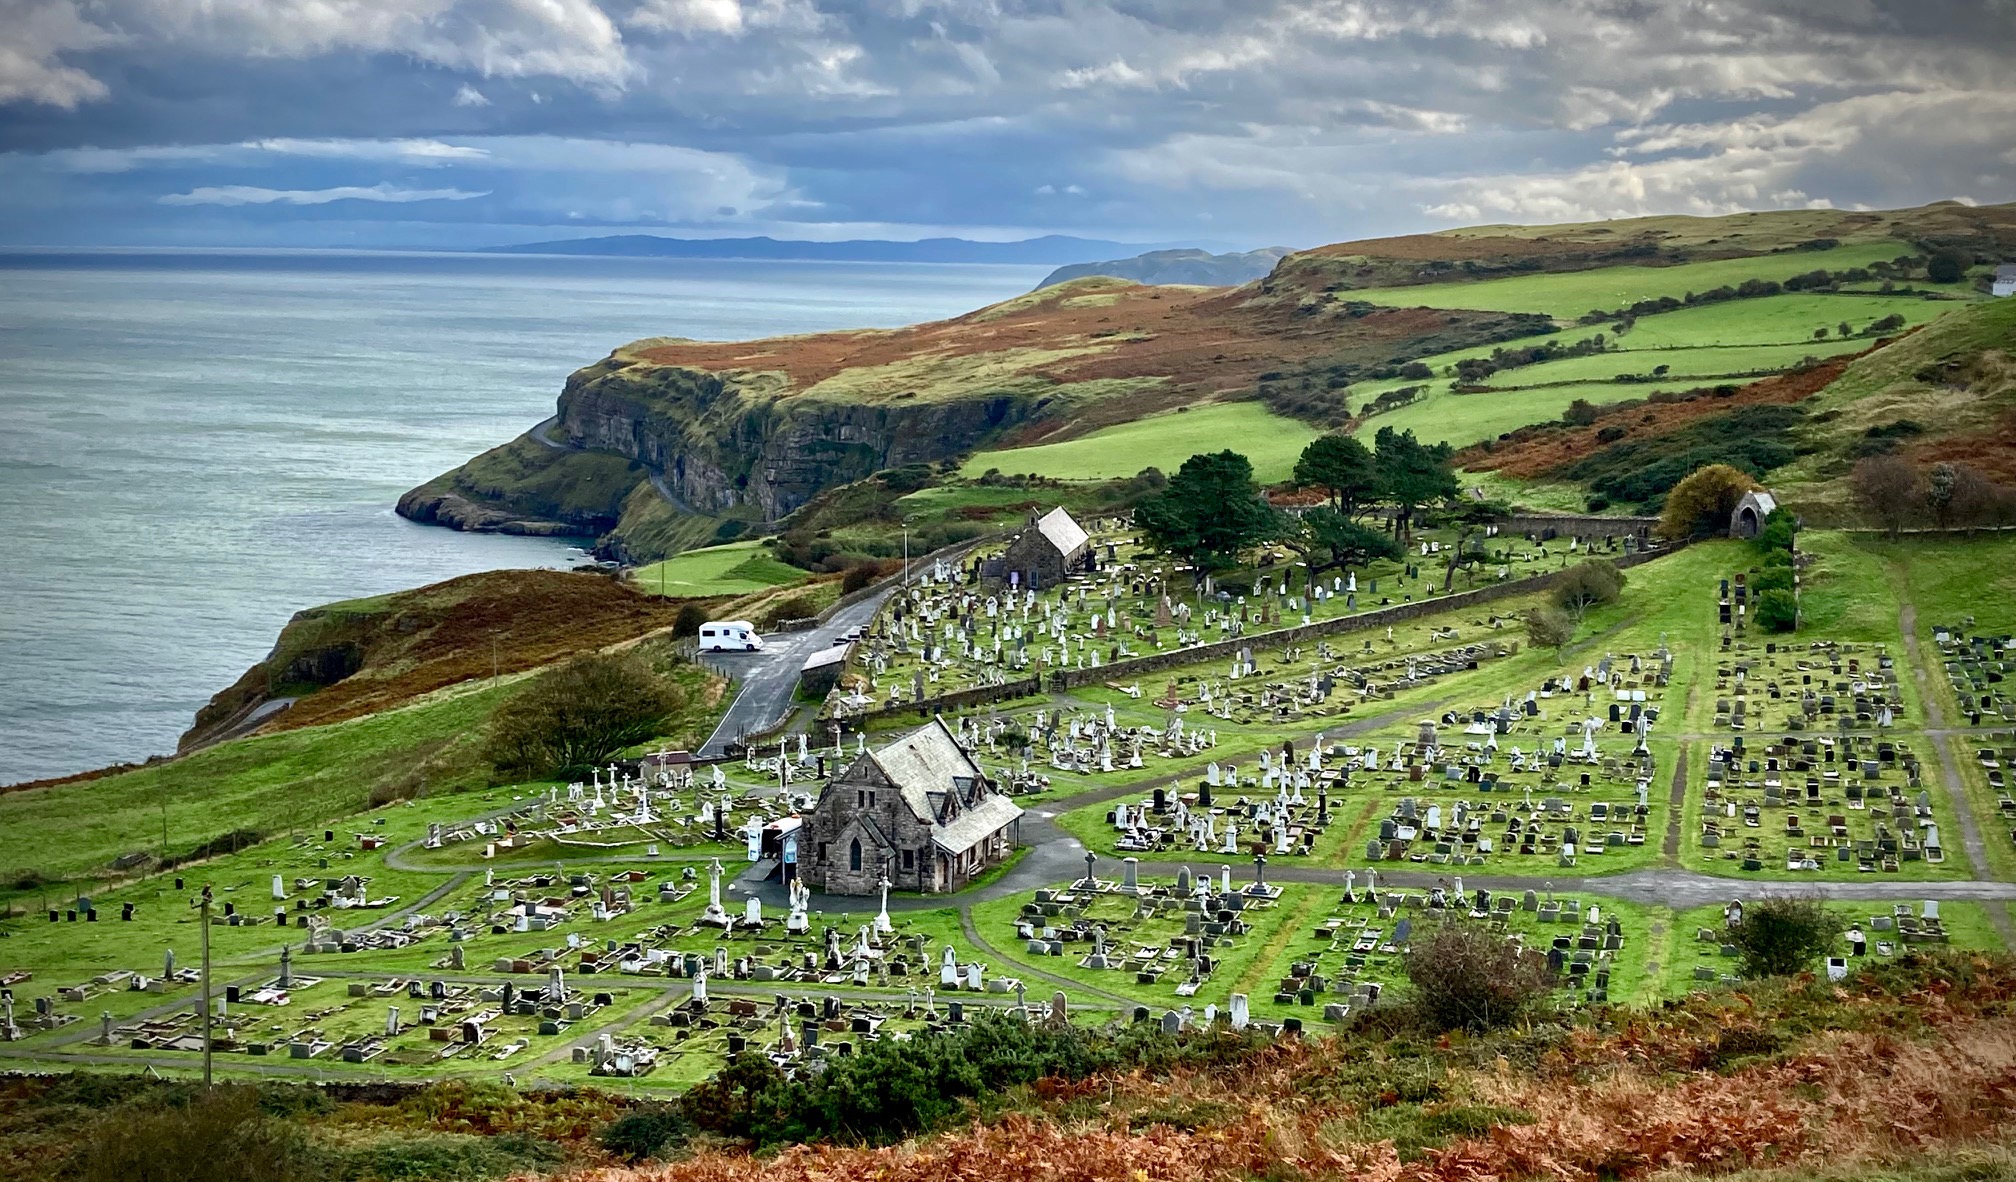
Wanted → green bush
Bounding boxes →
[1404,921,1558,1032]
[1753,507,1798,556]
[1751,566,1794,594]
[693,1011,1266,1147]
[762,594,820,627]
[1727,896,1838,977]
[1755,587,1799,633]
[599,1105,694,1162]
[1553,559,1626,620]
[1926,250,1969,284]
[486,652,687,779]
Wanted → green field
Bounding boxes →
[1615,292,1953,349]
[1479,338,1869,388]
[1332,286,1967,452]
[1370,380,1692,449]
[961,401,1320,482]
[631,539,807,598]
[1346,241,1914,317]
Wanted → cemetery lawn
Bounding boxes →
[968,883,1316,1015]
[1660,900,2004,997]
[1343,241,1914,317]
[631,540,808,598]
[960,401,1320,483]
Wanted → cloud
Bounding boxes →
[2,0,2013,248]
[1,0,635,108]
[0,0,117,107]
[158,182,490,206]
[245,138,492,163]
[1418,89,2016,225]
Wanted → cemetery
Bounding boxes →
[7,534,2016,1097]
[1062,647,1677,876]
[828,506,1652,715]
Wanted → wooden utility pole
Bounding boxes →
[198,884,213,1087]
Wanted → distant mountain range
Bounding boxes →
[1036,246,1295,290]
[482,234,1211,265]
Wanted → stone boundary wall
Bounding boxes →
[1505,513,1658,540]
[816,531,1011,624]
[1042,540,1685,693]
[826,542,1685,727]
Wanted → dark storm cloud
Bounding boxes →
[1,0,2010,247]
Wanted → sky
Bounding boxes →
[1,0,2012,250]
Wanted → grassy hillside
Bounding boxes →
[962,401,1320,482]
[1340,240,1913,316]
[404,201,2014,549]
[1777,296,2016,508]
[1,645,726,886]
[181,569,694,748]
[630,539,809,597]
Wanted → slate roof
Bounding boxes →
[869,718,981,824]
[933,793,1024,855]
[862,719,1023,852]
[1033,506,1089,557]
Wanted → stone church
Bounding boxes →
[992,505,1091,590]
[801,720,1024,895]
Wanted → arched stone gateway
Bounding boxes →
[1730,489,1779,539]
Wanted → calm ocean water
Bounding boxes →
[0,251,1044,783]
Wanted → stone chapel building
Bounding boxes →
[1729,489,1779,539]
[801,719,1024,895]
[994,505,1091,589]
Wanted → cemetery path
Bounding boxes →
[1104,859,2016,908]
[1897,600,2015,946]
[699,590,898,757]
[959,908,1140,1006]
[1661,743,1689,862]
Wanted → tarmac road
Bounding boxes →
[696,588,897,757]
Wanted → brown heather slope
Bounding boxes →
[1455,353,1866,480]
[180,569,697,750]
[575,955,2016,1182]
[1273,200,2016,296]
[630,280,1520,411]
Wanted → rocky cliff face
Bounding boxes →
[555,356,1036,521]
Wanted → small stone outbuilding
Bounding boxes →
[1730,489,1779,539]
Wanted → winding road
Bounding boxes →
[697,589,898,757]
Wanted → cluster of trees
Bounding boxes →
[1451,333,1610,384]
[1525,559,1627,654]
[486,651,688,779]
[1851,456,2016,537]
[678,1012,1265,1148]
[1749,507,1801,633]
[1134,427,1471,589]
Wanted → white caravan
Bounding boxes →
[697,620,765,652]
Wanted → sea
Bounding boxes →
[0,251,1045,784]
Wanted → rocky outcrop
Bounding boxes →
[553,357,1038,521]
